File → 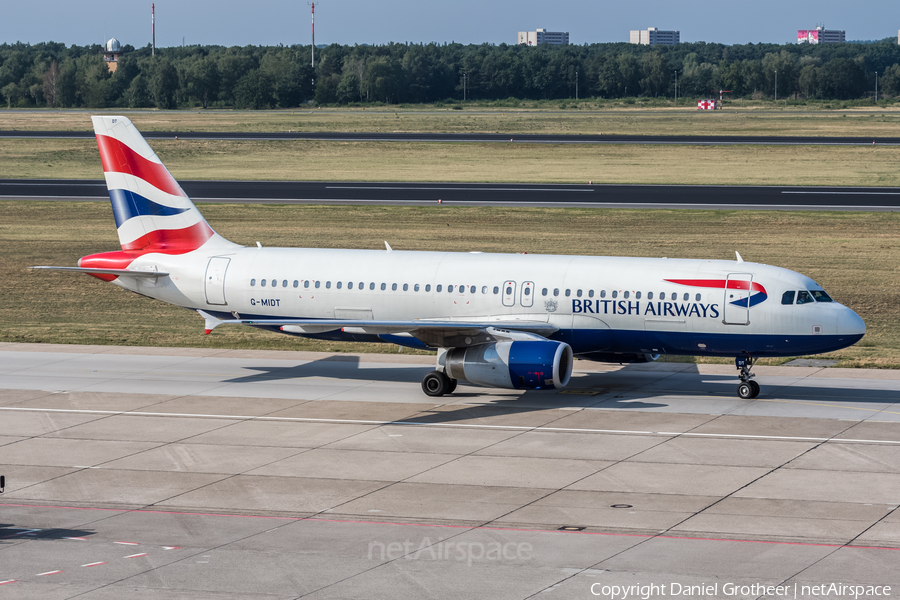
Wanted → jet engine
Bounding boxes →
[442,340,573,390]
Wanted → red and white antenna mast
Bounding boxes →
[309,2,315,68]
[151,3,156,57]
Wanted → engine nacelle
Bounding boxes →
[443,341,573,390]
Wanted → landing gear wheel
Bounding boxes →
[422,371,450,397]
[737,382,754,399]
[446,379,458,394]
[748,380,760,398]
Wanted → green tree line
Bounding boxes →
[3,38,900,109]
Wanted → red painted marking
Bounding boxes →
[0,580,17,585]
[96,134,186,198]
[125,553,149,559]
[37,570,63,576]
[205,329,212,335]
[82,561,107,568]
[119,221,215,252]
[63,537,87,540]
[163,546,182,550]
[665,278,767,296]
[114,541,139,545]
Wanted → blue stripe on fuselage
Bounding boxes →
[108,189,189,227]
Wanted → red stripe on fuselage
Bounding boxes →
[96,134,186,198]
[665,279,767,295]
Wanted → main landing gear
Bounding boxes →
[422,371,458,397]
[736,354,760,399]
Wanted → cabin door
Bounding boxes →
[502,281,517,307]
[722,273,752,325]
[204,257,231,305]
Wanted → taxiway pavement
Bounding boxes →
[1,343,899,599]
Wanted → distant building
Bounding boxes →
[797,26,845,44]
[517,29,569,46]
[102,38,123,72]
[629,27,680,46]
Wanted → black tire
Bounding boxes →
[422,371,450,397]
[446,379,458,394]
[749,380,760,398]
[737,382,753,399]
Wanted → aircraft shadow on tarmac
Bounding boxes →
[223,357,900,421]
[0,524,95,544]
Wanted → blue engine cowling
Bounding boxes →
[443,340,573,390]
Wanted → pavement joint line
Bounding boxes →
[753,397,900,416]
[0,406,898,443]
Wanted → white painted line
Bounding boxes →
[0,580,16,585]
[81,561,106,567]
[124,553,149,559]
[326,185,594,192]
[63,537,86,540]
[114,541,139,545]
[36,570,63,576]
[1,406,899,445]
[163,546,181,550]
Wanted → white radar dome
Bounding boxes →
[105,38,121,52]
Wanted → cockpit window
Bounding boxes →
[796,290,814,305]
[781,291,796,305]
[810,290,833,302]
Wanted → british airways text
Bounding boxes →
[572,300,720,318]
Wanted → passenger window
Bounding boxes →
[576,289,582,297]
[261,279,267,287]
[436,285,442,292]
[381,283,386,291]
[506,286,512,295]
[401,283,407,291]
[636,291,641,299]
[338,281,343,289]
[458,285,464,294]
[369,282,375,290]
[781,291,796,305]
[624,291,630,299]
[553,288,559,297]
[315,281,321,289]
[449,285,455,293]
[271,279,277,287]
[542,288,548,296]
[600,290,606,298]
[304,281,310,288]
[427,284,432,292]
[470,286,476,294]
[811,290,833,302]
[695,293,701,301]
[648,291,653,300]
[391,283,397,291]
[796,291,814,304]
[659,292,665,300]
[525,287,531,296]
[282,280,288,288]
[250,279,256,286]
[358,282,363,289]
[565,289,571,297]
[293,280,298,288]
[612,291,618,299]
[414,284,420,292]
[683,293,689,301]
[326,281,331,289]
[482,286,487,294]
[492,286,498,294]
[348,282,354,290]
[589,290,594,298]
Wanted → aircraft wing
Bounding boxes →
[212,316,558,347]
[30,266,169,278]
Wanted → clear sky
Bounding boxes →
[3,0,896,49]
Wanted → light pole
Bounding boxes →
[575,70,578,100]
[463,72,467,102]
[674,70,677,104]
[875,71,878,103]
[774,70,777,102]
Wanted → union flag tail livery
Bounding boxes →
[91,115,227,254]
[32,116,866,401]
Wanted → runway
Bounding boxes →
[1,343,899,598]
[4,130,900,146]
[4,179,900,211]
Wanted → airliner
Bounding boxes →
[33,116,866,400]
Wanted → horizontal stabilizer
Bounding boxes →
[30,266,169,278]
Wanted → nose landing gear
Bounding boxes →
[736,354,760,399]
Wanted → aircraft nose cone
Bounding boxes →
[839,308,866,337]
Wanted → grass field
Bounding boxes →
[3,201,898,367]
[4,138,900,187]
[3,108,900,138]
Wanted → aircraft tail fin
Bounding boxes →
[91,116,234,254]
